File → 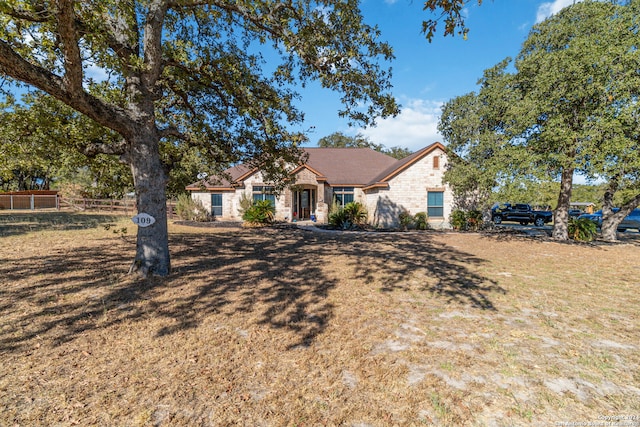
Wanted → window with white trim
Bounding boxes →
[252,185,276,207]
[333,187,354,208]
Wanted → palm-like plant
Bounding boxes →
[568,217,597,242]
[242,200,275,225]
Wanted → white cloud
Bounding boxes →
[536,0,582,23]
[355,98,444,152]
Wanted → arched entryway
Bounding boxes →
[292,186,317,221]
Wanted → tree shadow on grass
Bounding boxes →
[0,228,504,354]
[328,232,504,310]
[0,212,124,237]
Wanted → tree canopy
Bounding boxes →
[440,0,640,240]
[0,0,471,276]
[0,92,134,197]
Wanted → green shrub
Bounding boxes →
[329,201,368,229]
[329,208,350,229]
[414,212,430,230]
[175,194,211,221]
[242,199,275,225]
[450,209,468,231]
[450,209,483,231]
[466,210,483,231]
[329,199,341,216]
[343,202,368,225]
[237,192,253,217]
[568,217,597,242]
[398,210,414,231]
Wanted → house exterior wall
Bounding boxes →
[366,148,453,229]
[241,171,290,221]
[191,191,237,219]
[191,169,326,222]
[189,146,453,228]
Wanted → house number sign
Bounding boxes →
[132,213,156,227]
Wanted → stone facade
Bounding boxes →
[366,146,452,229]
[188,143,453,228]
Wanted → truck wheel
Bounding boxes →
[494,216,502,224]
[534,217,545,227]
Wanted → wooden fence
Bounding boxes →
[60,197,137,215]
[60,197,177,218]
[1,193,177,219]
[0,191,59,210]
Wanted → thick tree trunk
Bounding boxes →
[601,187,618,242]
[600,216,619,241]
[128,126,171,277]
[552,166,574,240]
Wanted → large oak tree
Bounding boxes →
[0,1,478,276]
[441,0,640,240]
[0,1,404,276]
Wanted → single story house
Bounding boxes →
[186,142,453,228]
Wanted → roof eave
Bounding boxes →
[378,142,447,183]
[362,182,389,191]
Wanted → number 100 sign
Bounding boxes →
[132,213,156,227]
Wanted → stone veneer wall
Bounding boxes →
[366,148,453,229]
[191,168,327,222]
[190,191,237,219]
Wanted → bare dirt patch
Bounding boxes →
[1,212,639,426]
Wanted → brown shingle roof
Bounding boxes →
[185,163,255,190]
[186,143,445,190]
[303,148,398,185]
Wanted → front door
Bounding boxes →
[293,188,316,220]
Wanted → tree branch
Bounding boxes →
[82,138,128,157]
[56,0,84,92]
[142,0,170,89]
[88,7,139,64]
[0,40,136,138]
[0,3,51,22]
[158,126,188,140]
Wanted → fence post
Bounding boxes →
[31,194,35,210]
[10,195,13,210]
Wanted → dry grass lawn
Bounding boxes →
[0,211,639,426]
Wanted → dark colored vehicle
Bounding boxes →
[578,208,640,231]
[569,209,584,218]
[491,203,553,227]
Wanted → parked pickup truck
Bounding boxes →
[491,203,553,227]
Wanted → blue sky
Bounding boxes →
[295,0,581,151]
[2,0,578,154]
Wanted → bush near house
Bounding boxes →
[242,200,275,226]
[413,212,430,230]
[398,210,414,231]
[450,209,483,231]
[398,210,430,231]
[175,194,211,221]
[329,201,368,230]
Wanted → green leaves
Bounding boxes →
[422,0,482,42]
[440,0,640,227]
